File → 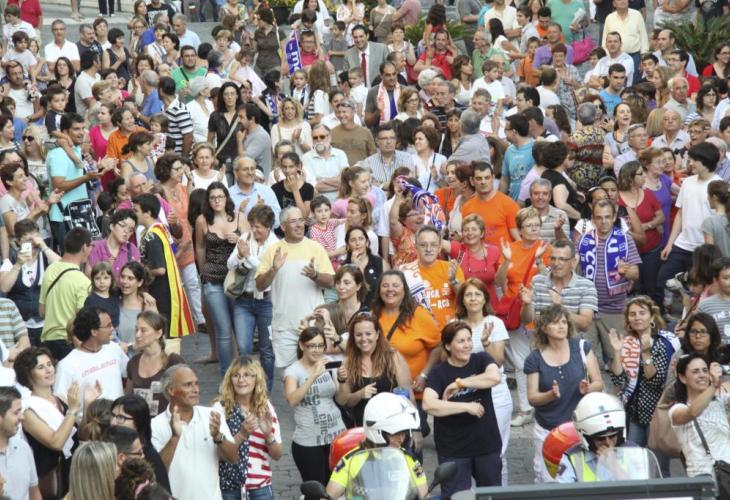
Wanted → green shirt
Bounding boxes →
[40,262,90,342]
[472,47,501,79]
[546,0,583,43]
[171,66,207,103]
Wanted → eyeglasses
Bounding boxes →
[209,195,227,202]
[305,342,326,350]
[689,329,710,337]
[126,449,145,457]
[112,412,134,423]
[232,372,257,380]
[286,217,305,225]
[312,135,329,140]
[98,323,114,330]
[594,432,619,441]
[22,136,34,142]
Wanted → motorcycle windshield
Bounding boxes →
[575,447,663,482]
[343,447,419,500]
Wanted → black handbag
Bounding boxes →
[692,418,730,497]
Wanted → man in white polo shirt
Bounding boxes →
[44,19,80,72]
[152,365,239,500]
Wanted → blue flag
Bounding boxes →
[285,31,302,75]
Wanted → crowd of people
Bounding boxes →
[1,0,730,497]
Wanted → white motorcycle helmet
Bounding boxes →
[572,392,626,450]
[363,392,421,445]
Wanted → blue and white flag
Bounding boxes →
[285,31,302,75]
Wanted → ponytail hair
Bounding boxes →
[79,398,113,441]
[337,166,368,199]
[121,130,154,156]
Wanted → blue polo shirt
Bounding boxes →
[47,146,88,223]
[229,182,282,229]
[141,89,163,117]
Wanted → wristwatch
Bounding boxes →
[644,356,654,366]
[213,432,225,444]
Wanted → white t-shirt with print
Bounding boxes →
[53,343,128,403]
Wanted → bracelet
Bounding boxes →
[337,376,347,383]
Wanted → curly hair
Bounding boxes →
[219,356,270,419]
[115,457,155,500]
[533,304,577,349]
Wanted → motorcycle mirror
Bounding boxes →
[300,480,330,500]
[428,461,458,493]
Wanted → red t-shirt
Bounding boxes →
[419,50,454,80]
[7,0,41,27]
[449,241,500,308]
[618,189,662,254]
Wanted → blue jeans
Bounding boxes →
[248,485,273,500]
[437,450,501,499]
[202,282,238,374]
[639,247,663,307]
[221,490,241,500]
[233,295,275,392]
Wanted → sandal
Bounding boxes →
[71,13,84,21]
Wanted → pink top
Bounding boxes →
[310,219,341,269]
[331,191,377,218]
[89,125,111,161]
[87,238,141,281]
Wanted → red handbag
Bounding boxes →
[493,251,538,330]
[571,30,596,65]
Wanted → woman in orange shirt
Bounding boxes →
[494,207,551,427]
[372,270,440,448]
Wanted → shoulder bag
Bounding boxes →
[493,251,537,330]
[647,392,683,458]
[693,417,730,497]
[571,30,595,66]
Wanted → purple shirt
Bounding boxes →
[647,174,673,248]
[87,239,141,281]
[593,234,642,313]
[533,44,574,68]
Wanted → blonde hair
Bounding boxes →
[280,97,304,123]
[91,80,113,100]
[462,213,485,234]
[219,356,269,418]
[68,441,117,500]
[22,124,46,160]
[515,206,541,229]
[192,142,217,169]
[645,108,666,137]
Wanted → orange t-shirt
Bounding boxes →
[106,126,147,160]
[166,183,195,268]
[379,307,440,397]
[435,187,457,219]
[419,260,464,330]
[461,192,520,247]
[499,240,552,299]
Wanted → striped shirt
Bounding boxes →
[698,296,730,345]
[363,150,416,186]
[245,401,281,491]
[538,206,570,244]
[0,298,27,351]
[531,272,598,331]
[163,97,194,154]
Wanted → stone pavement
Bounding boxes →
[181,332,540,499]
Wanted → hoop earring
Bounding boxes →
[650,320,656,330]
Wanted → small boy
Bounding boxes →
[517,37,541,87]
[348,68,367,119]
[44,85,84,167]
[1,31,37,78]
[326,21,347,72]
[2,5,34,54]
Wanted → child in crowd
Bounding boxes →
[309,195,344,264]
[290,69,310,111]
[85,261,122,331]
[1,31,37,78]
[326,21,347,72]
[583,47,608,89]
[149,114,168,162]
[348,68,367,118]
[1,5,34,54]
[517,37,540,87]
[45,85,84,167]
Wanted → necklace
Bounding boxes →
[464,247,490,276]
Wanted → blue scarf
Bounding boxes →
[578,227,630,296]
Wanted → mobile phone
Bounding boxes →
[325,360,342,371]
[20,242,32,254]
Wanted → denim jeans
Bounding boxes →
[202,282,238,374]
[248,485,273,500]
[221,489,241,500]
[233,296,275,392]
